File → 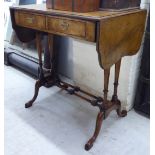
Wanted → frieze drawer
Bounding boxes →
[15,11,46,30]
[46,16,95,41]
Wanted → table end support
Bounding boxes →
[25,80,43,108]
[85,111,104,151]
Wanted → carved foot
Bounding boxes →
[25,102,33,108]
[25,80,43,108]
[85,112,104,151]
[85,138,94,151]
[117,109,127,117]
[111,98,127,118]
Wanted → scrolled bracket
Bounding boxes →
[90,97,106,113]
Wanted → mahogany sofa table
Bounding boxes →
[10,4,147,151]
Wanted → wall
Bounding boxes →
[4,0,37,42]
[126,0,150,110]
[72,40,135,110]
[57,0,150,111]
[4,0,20,42]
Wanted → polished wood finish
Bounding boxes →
[47,34,54,74]
[25,80,42,108]
[103,69,110,102]
[14,10,96,41]
[10,4,143,21]
[112,59,122,102]
[15,11,46,30]
[47,16,86,38]
[98,10,147,69]
[25,32,44,108]
[46,0,100,12]
[25,33,57,108]
[10,4,147,69]
[46,17,95,41]
[85,111,104,150]
[10,4,147,151]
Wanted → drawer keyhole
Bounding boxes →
[60,21,69,31]
[26,17,35,24]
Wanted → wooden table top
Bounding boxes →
[10,4,147,69]
[10,4,143,21]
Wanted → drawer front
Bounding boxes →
[15,11,45,30]
[46,17,86,38]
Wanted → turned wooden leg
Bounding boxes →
[112,59,121,102]
[103,69,110,102]
[43,34,58,88]
[111,59,127,117]
[85,111,104,151]
[85,68,110,151]
[47,33,55,75]
[25,32,45,108]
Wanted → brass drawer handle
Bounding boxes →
[60,20,69,31]
[26,17,35,24]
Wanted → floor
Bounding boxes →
[4,66,150,155]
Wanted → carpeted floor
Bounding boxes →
[4,66,149,155]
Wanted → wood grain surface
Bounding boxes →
[98,10,147,69]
